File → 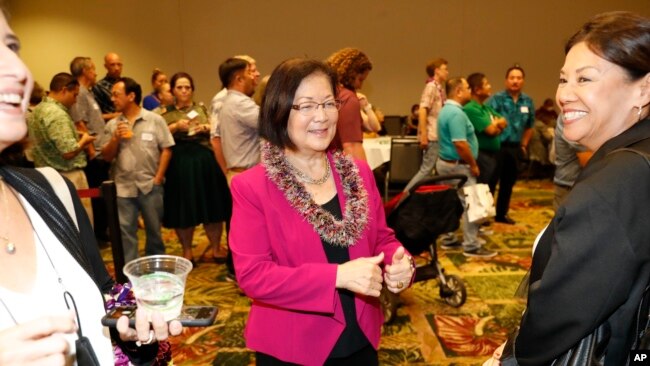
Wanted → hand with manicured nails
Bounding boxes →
[0,313,76,366]
[336,252,385,297]
[384,246,414,293]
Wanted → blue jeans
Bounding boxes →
[117,184,166,263]
[435,160,480,251]
[403,141,439,192]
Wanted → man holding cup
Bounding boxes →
[102,77,175,262]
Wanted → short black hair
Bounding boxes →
[466,72,485,94]
[219,58,249,89]
[259,58,338,150]
[505,64,525,79]
[49,72,79,92]
[117,77,142,105]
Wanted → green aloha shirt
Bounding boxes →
[28,96,87,171]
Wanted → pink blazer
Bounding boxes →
[230,153,403,365]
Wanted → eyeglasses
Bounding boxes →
[291,100,341,116]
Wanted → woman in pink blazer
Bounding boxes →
[229,59,415,365]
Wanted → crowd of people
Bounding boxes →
[1,2,649,365]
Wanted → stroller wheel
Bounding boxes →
[440,274,466,307]
[380,287,398,324]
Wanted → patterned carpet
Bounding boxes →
[100,179,555,365]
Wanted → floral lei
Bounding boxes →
[261,141,369,247]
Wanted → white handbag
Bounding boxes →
[462,183,496,223]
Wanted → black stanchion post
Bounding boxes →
[101,180,127,284]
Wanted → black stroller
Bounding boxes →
[380,174,468,323]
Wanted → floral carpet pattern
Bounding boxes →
[100,179,554,365]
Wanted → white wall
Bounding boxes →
[7,0,650,114]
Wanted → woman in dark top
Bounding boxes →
[162,72,230,264]
[488,11,650,366]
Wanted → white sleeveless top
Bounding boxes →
[0,194,113,365]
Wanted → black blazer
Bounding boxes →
[509,119,650,365]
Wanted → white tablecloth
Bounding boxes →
[362,136,391,170]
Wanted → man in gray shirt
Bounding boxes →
[209,55,260,175]
[70,56,110,242]
[101,77,174,263]
[216,57,259,185]
[553,116,592,209]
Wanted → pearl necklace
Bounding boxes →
[285,155,331,185]
[0,177,16,255]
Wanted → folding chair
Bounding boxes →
[384,137,422,201]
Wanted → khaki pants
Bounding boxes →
[59,169,93,226]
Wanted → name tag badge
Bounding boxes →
[141,132,154,141]
[520,106,530,114]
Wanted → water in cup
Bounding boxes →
[123,255,193,321]
[135,272,185,320]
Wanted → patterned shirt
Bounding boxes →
[28,96,87,171]
[486,90,535,144]
[92,75,118,114]
[419,80,445,142]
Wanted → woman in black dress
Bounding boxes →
[162,72,230,264]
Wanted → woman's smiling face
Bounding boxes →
[0,12,33,153]
[557,41,647,150]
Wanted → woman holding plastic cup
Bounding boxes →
[230,59,414,365]
[162,72,230,264]
[0,5,181,364]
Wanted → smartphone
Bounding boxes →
[101,305,218,327]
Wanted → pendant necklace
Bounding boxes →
[0,177,16,255]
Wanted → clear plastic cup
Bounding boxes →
[123,255,193,321]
